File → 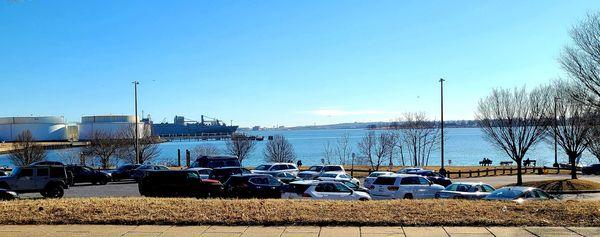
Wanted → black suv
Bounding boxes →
[224,174,284,199]
[65,165,111,185]
[407,170,452,187]
[190,155,241,169]
[583,164,600,175]
[138,170,223,198]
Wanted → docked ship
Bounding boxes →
[150,115,238,137]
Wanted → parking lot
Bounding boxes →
[17,174,600,200]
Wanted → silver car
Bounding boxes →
[436,182,495,199]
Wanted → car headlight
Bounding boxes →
[7,191,17,196]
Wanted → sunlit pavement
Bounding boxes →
[0,225,598,237]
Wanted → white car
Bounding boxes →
[369,174,444,199]
[316,172,360,186]
[282,180,371,200]
[187,168,212,179]
[364,171,394,189]
[297,165,324,180]
[251,163,299,175]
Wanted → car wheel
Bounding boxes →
[42,185,64,198]
[434,193,440,199]
[403,193,413,199]
[0,182,9,190]
[99,179,108,185]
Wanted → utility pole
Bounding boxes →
[439,78,446,175]
[553,97,559,167]
[133,81,140,164]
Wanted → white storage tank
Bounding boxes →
[79,115,145,140]
[0,116,68,142]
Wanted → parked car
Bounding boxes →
[224,174,284,198]
[209,167,252,183]
[316,172,360,186]
[341,180,370,193]
[582,164,600,175]
[297,165,324,180]
[320,165,345,173]
[187,168,212,179]
[396,167,423,174]
[274,172,301,184]
[251,163,299,175]
[484,186,554,202]
[29,161,65,166]
[190,155,241,169]
[131,165,169,182]
[281,180,371,200]
[139,170,223,198]
[0,189,18,200]
[0,166,69,198]
[111,164,143,181]
[436,182,495,199]
[65,165,112,185]
[364,171,394,189]
[369,174,444,199]
[0,171,7,177]
[406,170,452,187]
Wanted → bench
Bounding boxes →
[523,159,537,167]
[479,159,493,166]
[500,161,513,166]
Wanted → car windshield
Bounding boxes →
[320,173,338,178]
[308,166,322,171]
[369,172,388,177]
[138,165,153,170]
[487,188,524,199]
[254,165,271,170]
[323,166,342,172]
[446,184,473,192]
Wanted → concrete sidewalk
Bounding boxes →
[0,225,598,237]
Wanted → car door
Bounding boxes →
[35,168,50,190]
[14,168,35,191]
[332,182,354,200]
[265,176,283,198]
[313,183,336,199]
[399,177,419,198]
[415,177,433,198]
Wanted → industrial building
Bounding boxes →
[0,116,70,142]
[78,115,145,141]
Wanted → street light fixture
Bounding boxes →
[133,81,140,164]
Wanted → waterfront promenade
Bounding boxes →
[0,225,597,237]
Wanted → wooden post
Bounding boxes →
[493,168,497,176]
[458,170,461,178]
[485,168,489,176]
[177,149,181,167]
[185,149,191,167]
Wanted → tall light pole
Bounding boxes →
[553,97,559,167]
[439,78,446,175]
[133,81,140,164]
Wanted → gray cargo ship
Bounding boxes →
[151,115,238,137]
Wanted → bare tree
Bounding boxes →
[8,130,46,166]
[586,125,600,163]
[334,133,352,165]
[398,112,441,167]
[117,124,161,164]
[226,136,256,165]
[81,131,122,169]
[546,81,595,179]
[374,132,395,171]
[193,144,221,158]
[322,141,335,164]
[56,149,82,165]
[476,87,550,185]
[263,135,296,163]
[357,131,375,169]
[560,13,600,109]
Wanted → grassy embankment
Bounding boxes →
[1,198,599,226]
[508,179,600,192]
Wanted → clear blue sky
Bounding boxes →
[1,1,599,127]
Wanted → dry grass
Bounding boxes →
[1,198,599,226]
[509,179,600,192]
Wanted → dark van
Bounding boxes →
[138,170,223,198]
[190,155,241,169]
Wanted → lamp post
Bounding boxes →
[133,81,140,164]
[553,97,559,168]
[351,152,355,177]
[439,78,446,175]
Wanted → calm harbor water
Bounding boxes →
[0,128,596,168]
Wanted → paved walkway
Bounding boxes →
[0,225,598,237]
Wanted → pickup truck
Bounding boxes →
[0,166,69,198]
